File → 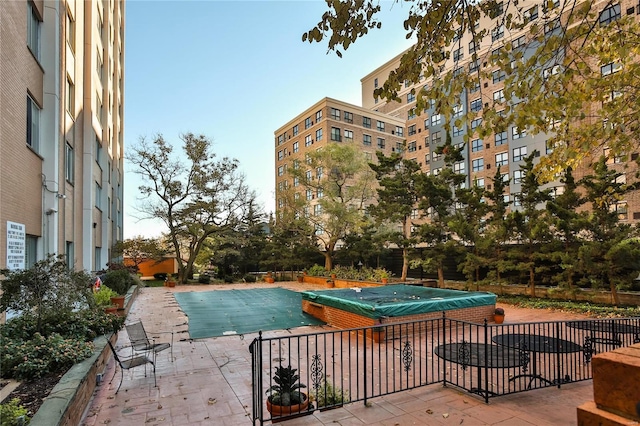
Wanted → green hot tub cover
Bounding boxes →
[301,284,496,320]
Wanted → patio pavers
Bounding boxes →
[81,282,594,425]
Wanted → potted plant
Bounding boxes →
[102,269,133,307]
[266,365,310,417]
[265,272,275,284]
[297,274,304,283]
[94,285,119,313]
[314,379,350,411]
[494,307,505,324]
[380,270,389,284]
[325,279,335,288]
[165,275,177,287]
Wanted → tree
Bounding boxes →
[369,151,422,281]
[111,236,166,271]
[285,142,376,270]
[483,165,511,284]
[304,1,640,177]
[128,133,255,283]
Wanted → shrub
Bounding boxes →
[224,276,234,283]
[198,273,211,284]
[307,264,328,277]
[1,333,94,380]
[0,398,30,426]
[153,273,168,281]
[102,270,133,296]
[314,379,350,408]
[243,274,257,283]
[93,286,118,307]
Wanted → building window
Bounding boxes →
[316,167,323,179]
[469,59,480,73]
[431,131,442,145]
[26,95,40,151]
[512,35,526,49]
[471,118,482,130]
[95,182,102,210]
[330,127,341,142]
[453,161,465,174]
[472,158,484,171]
[495,131,507,146]
[470,98,482,112]
[306,189,313,200]
[344,129,353,141]
[278,166,284,176]
[314,204,323,216]
[97,49,104,80]
[512,126,527,139]
[453,47,463,61]
[408,124,417,136]
[431,114,442,126]
[491,1,504,18]
[66,143,74,183]
[316,128,323,141]
[432,167,442,175]
[545,18,561,33]
[305,117,312,129]
[475,178,485,187]
[599,4,621,25]
[524,5,538,23]
[601,62,622,76]
[377,137,385,149]
[513,193,522,207]
[27,1,41,60]
[453,126,463,137]
[66,9,75,52]
[453,67,463,77]
[492,70,506,83]
[344,111,353,123]
[293,141,299,153]
[96,92,103,124]
[470,80,480,93]
[513,169,525,184]
[277,150,284,161]
[292,124,299,136]
[495,152,509,167]
[469,40,478,54]
[363,116,371,128]
[294,177,299,187]
[396,142,404,153]
[374,78,378,88]
[408,109,417,120]
[330,108,340,120]
[492,25,504,41]
[408,141,417,152]
[305,135,312,147]
[453,104,464,118]
[471,139,483,152]
[611,201,628,220]
[513,146,527,161]
[277,134,284,145]
[395,126,404,137]
[493,89,505,103]
[377,120,385,132]
[315,110,323,122]
[363,134,372,146]
[407,92,415,103]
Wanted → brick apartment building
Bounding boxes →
[275,0,640,227]
[0,1,125,279]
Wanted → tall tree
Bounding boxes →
[286,143,376,270]
[304,1,640,176]
[483,165,511,284]
[369,151,422,281]
[128,133,255,283]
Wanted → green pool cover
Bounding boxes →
[301,284,496,320]
[174,288,325,339]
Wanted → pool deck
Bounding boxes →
[81,282,594,425]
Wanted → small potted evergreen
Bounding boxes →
[266,365,309,417]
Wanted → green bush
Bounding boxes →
[102,270,133,295]
[0,398,30,426]
[1,333,94,380]
[93,286,118,307]
[314,379,350,408]
[243,274,257,283]
[307,264,328,277]
[198,273,211,284]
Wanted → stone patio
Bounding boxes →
[80,282,595,425]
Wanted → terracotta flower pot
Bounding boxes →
[266,393,310,417]
[104,306,118,315]
[494,314,505,324]
[381,278,388,284]
[297,276,304,283]
[110,295,125,309]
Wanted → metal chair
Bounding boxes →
[124,320,173,362]
[107,340,156,393]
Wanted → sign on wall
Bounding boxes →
[6,221,25,270]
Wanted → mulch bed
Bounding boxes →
[1,371,67,418]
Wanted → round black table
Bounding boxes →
[566,320,640,362]
[492,333,582,388]
[434,342,525,399]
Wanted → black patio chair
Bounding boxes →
[107,340,156,393]
[124,320,173,363]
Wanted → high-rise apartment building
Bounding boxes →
[0,1,125,275]
[274,98,405,219]
[278,0,639,223]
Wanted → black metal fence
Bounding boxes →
[249,315,640,425]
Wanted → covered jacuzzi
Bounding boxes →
[301,284,497,330]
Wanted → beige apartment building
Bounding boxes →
[274,98,405,220]
[0,0,125,276]
[276,0,639,225]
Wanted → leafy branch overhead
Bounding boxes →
[305,0,640,177]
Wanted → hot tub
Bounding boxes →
[301,284,496,329]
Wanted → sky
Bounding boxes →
[123,0,415,239]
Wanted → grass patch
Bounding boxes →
[498,295,640,318]
[144,280,165,288]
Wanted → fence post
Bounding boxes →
[363,326,368,406]
[555,321,561,388]
[249,331,264,425]
[441,311,447,387]
[483,319,489,403]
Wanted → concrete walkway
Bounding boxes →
[81,283,594,425]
